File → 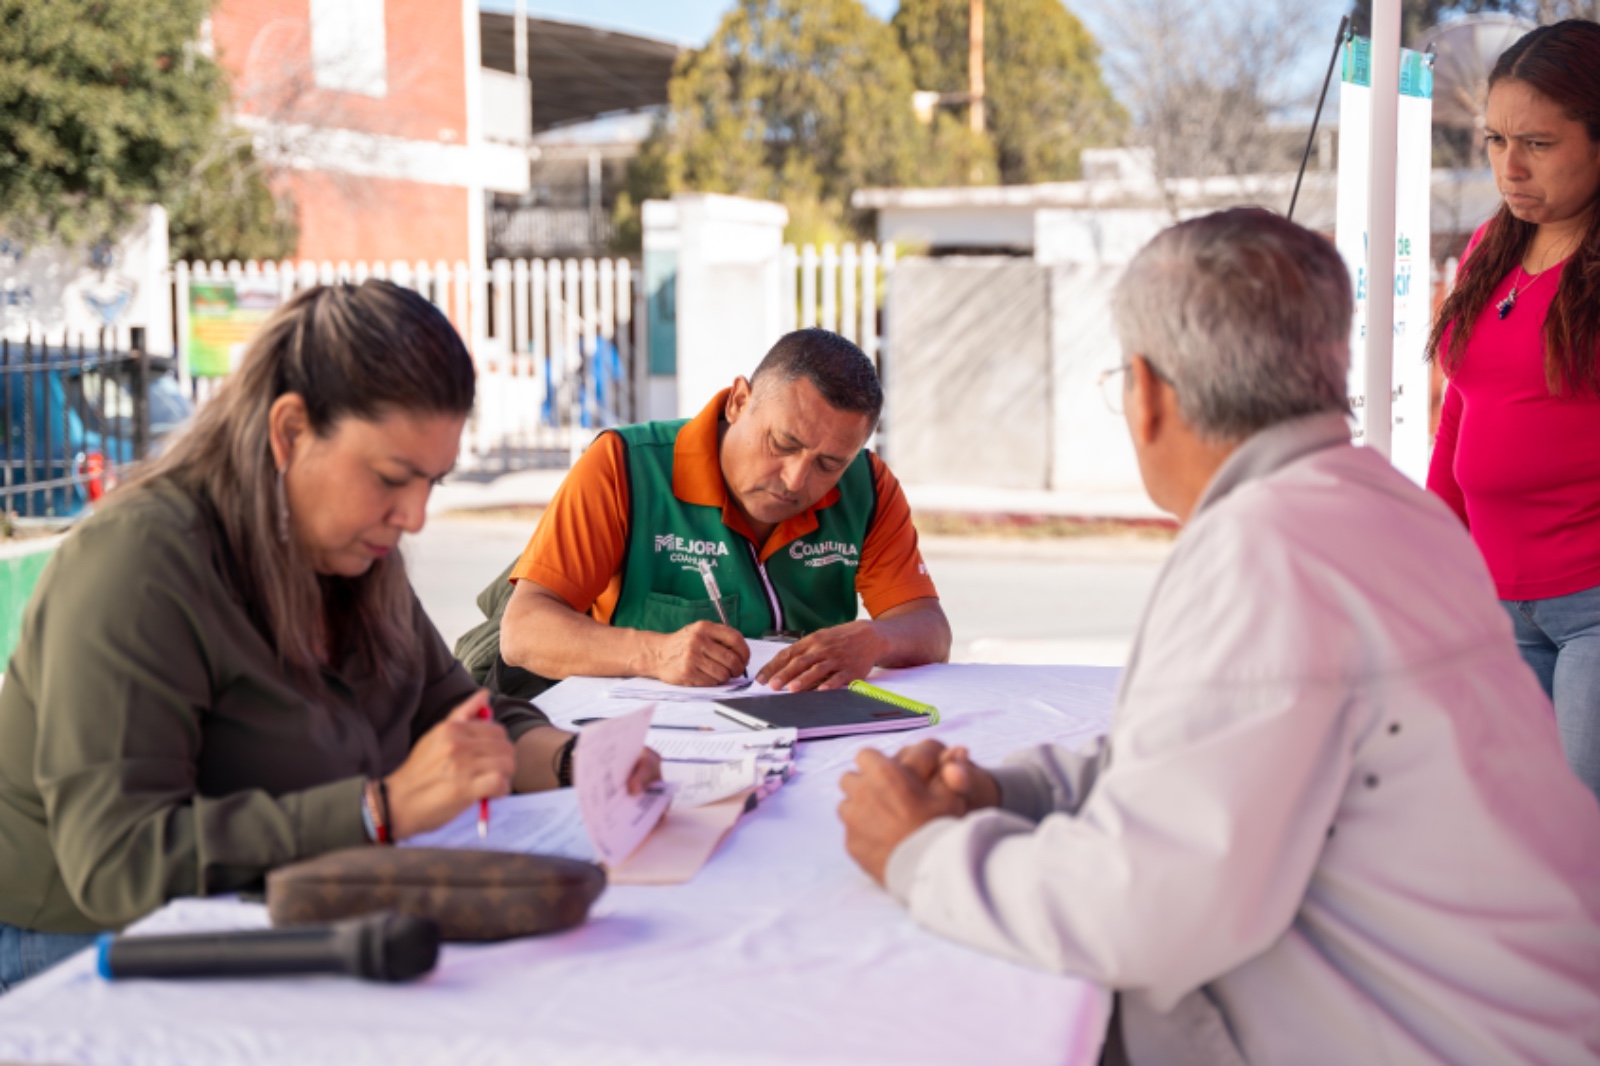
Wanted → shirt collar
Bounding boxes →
[1192,412,1352,519]
[671,389,732,508]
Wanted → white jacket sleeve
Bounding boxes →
[883,520,1361,1011]
[987,737,1110,821]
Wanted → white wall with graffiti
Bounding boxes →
[0,206,174,355]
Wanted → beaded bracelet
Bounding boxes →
[553,735,577,789]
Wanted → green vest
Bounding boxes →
[610,418,877,638]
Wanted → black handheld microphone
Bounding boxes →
[97,911,440,983]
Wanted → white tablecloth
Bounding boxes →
[0,663,1118,1066]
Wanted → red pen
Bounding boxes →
[477,703,492,840]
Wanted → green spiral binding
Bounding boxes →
[847,680,940,725]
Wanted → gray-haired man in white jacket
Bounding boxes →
[839,208,1600,1065]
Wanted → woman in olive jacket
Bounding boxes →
[0,280,652,991]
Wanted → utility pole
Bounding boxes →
[513,0,527,82]
[969,0,985,133]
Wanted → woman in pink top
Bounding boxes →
[1427,19,1600,806]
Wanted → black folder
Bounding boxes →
[714,689,933,740]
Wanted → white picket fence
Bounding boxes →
[171,241,892,474]
[173,257,638,471]
[779,242,895,366]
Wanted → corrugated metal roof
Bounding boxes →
[480,13,679,133]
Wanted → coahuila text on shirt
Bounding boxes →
[789,540,860,569]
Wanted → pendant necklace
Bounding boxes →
[1496,267,1529,319]
[1497,263,1557,319]
[1498,244,1571,319]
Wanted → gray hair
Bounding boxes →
[1111,208,1352,442]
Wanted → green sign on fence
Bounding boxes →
[187,279,282,377]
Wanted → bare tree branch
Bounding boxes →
[1088,0,1324,211]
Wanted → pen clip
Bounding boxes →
[696,557,720,597]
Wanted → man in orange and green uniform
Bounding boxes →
[460,329,949,694]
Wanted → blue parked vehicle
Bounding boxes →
[0,343,192,519]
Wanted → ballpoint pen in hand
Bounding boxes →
[696,558,748,680]
[476,703,492,840]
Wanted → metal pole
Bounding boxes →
[513,0,528,81]
[1363,0,1401,459]
[132,327,150,462]
[22,335,34,518]
[1288,16,1350,222]
[73,334,88,503]
[40,336,52,517]
[2,338,11,513]
[968,0,985,133]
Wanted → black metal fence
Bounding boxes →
[0,332,153,521]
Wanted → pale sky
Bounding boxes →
[480,0,901,47]
[479,0,1353,124]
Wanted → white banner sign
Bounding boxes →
[1335,39,1434,484]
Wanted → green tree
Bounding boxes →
[167,136,298,263]
[618,0,929,246]
[893,0,1125,184]
[1092,0,1319,188]
[0,0,291,258]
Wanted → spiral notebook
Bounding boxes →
[714,681,938,740]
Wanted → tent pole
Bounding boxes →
[1363,0,1402,458]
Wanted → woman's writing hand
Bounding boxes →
[385,690,516,840]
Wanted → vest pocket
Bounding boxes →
[636,591,741,633]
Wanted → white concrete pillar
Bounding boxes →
[669,193,789,418]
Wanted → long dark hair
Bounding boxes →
[1427,19,1600,396]
[124,280,476,691]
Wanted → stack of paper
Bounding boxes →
[652,727,797,809]
[403,704,673,870]
[401,790,595,862]
[403,707,780,886]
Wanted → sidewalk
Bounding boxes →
[429,469,569,516]
[902,483,1166,524]
[431,467,1167,524]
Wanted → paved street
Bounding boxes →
[406,513,1170,668]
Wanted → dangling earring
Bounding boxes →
[276,466,290,545]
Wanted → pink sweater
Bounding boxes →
[1427,231,1600,601]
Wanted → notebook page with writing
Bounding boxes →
[607,639,790,702]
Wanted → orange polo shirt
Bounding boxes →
[510,389,938,625]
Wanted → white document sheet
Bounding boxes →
[574,704,673,867]
[401,790,596,863]
[648,726,798,762]
[662,754,761,808]
[607,639,791,701]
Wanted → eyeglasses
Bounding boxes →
[1095,357,1169,415]
[1096,362,1133,415]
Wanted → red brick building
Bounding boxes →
[208,0,530,267]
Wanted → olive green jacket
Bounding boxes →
[0,479,548,934]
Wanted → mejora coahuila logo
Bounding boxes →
[788,539,860,568]
[655,533,730,568]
